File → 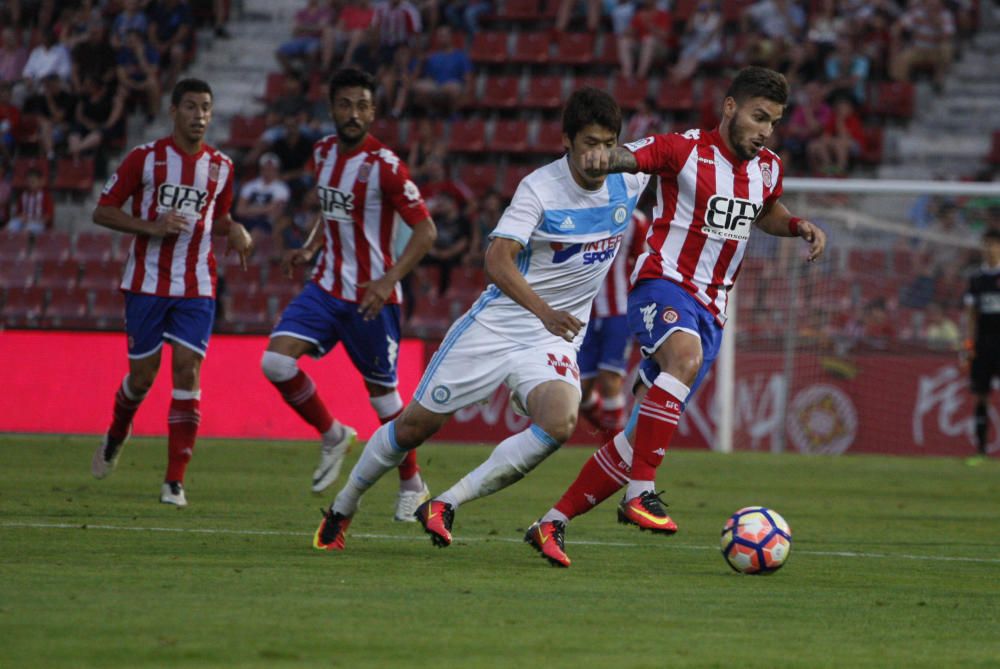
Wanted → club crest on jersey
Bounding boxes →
[317,185,354,220]
[156,183,209,216]
[208,163,220,181]
[613,204,628,224]
[760,163,773,188]
[704,195,760,242]
[431,385,451,403]
[357,162,372,183]
[662,308,679,324]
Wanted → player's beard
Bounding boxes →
[727,120,760,162]
[336,120,369,148]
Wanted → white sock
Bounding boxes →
[369,391,403,421]
[399,472,424,493]
[602,393,626,410]
[332,421,406,516]
[322,420,346,443]
[541,508,570,524]
[626,480,654,500]
[437,425,560,509]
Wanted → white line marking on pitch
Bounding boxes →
[2,521,998,564]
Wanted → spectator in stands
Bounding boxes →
[271,113,314,197]
[825,36,870,104]
[922,301,960,350]
[465,187,502,269]
[624,96,661,141]
[276,0,335,75]
[71,20,119,92]
[21,73,75,160]
[21,29,72,91]
[148,0,194,92]
[110,0,149,50]
[741,0,806,71]
[618,0,671,81]
[0,27,28,87]
[807,92,864,176]
[419,156,472,211]
[321,0,377,73]
[890,0,955,92]
[67,74,124,160]
[668,1,723,84]
[116,28,160,121]
[410,25,472,117]
[782,81,831,172]
[420,192,470,295]
[7,168,53,235]
[407,116,446,182]
[556,0,603,32]
[443,0,491,36]
[57,0,101,50]
[235,152,291,240]
[274,188,320,254]
[373,0,421,116]
[0,81,19,162]
[271,74,312,125]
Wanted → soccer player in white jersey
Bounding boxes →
[526,67,828,567]
[313,87,650,551]
[90,78,253,507]
[261,68,438,521]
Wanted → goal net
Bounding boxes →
[687,178,1000,457]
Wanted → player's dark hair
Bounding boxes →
[328,67,377,104]
[562,87,622,141]
[726,66,789,106]
[171,78,213,107]
[984,228,1000,242]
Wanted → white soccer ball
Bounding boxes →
[720,506,792,574]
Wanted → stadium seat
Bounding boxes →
[848,249,888,274]
[448,119,487,154]
[89,289,124,328]
[612,77,649,112]
[501,164,535,198]
[44,286,90,328]
[511,31,551,65]
[858,126,884,165]
[11,157,50,190]
[405,293,453,339]
[73,232,117,263]
[223,292,271,333]
[369,118,402,152]
[77,261,123,292]
[0,257,37,288]
[470,31,510,65]
[673,0,697,21]
[497,0,542,21]
[574,74,609,93]
[595,35,619,67]
[226,115,267,150]
[52,158,96,194]
[260,72,286,105]
[2,285,46,327]
[221,263,264,289]
[445,266,487,302]
[489,119,530,154]
[34,259,78,291]
[460,164,499,197]
[990,131,1000,165]
[553,32,596,66]
[657,78,695,112]
[871,82,915,119]
[403,119,444,152]
[478,75,521,110]
[533,121,565,155]
[522,75,564,110]
[0,230,33,262]
[31,232,72,262]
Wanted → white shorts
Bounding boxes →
[413,317,581,415]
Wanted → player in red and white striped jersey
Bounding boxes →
[7,168,54,234]
[90,78,253,507]
[532,67,828,563]
[578,209,650,440]
[260,68,437,520]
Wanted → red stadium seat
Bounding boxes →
[553,32,596,66]
[405,293,452,339]
[260,72,286,104]
[2,285,46,327]
[34,259,78,291]
[11,157,50,190]
[857,126,884,165]
[497,0,542,21]
[44,286,90,328]
[522,75,564,110]
[226,115,267,150]
[573,74,609,93]
[0,230,33,262]
[872,82,915,119]
[501,164,535,198]
[657,78,695,112]
[52,158,96,193]
[478,75,521,110]
[612,76,649,112]
[90,289,124,328]
[223,292,271,333]
[73,232,118,263]
[595,35,620,67]
[533,121,565,155]
[511,31,551,65]
[0,257,37,288]
[847,249,888,274]
[77,261,122,292]
[489,119,530,154]
[673,0,697,21]
[31,232,72,262]
[470,31,510,65]
[369,118,402,151]
[448,119,487,153]
[460,164,499,196]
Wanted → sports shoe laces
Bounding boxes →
[638,491,669,515]
[549,521,566,548]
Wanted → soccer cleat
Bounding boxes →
[313,507,352,551]
[311,425,357,493]
[159,481,188,507]
[414,499,454,547]
[394,482,431,522]
[617,490,678,534]
[524,520,571,568]
[91,428,131,479]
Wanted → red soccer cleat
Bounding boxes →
[524,520,571,568]
[414,499,454,547]
[313,507,352,551]
[617,491,678,534]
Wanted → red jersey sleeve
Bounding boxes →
[97,146,147,208]
[624,132,689,175]
[380,152,431,228]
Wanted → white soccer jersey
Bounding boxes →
[468,156,649,346]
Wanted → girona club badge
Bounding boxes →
[208,163,220,182]
[357,162,372,184]
[760,163,773,189]
[661,308,679,325]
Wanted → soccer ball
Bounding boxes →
[720,506,792,574]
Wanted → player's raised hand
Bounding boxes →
[540,308,584,343]
[357,275,395,321]
[151,210,190,237]
[581,145,612,178]
[797,219,827,262]
[226,222,254,271]
[280,247,316,278]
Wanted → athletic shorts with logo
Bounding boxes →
[125,292,215,359]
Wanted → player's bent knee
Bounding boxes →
[261,350,299,383]
[536,412,577,445]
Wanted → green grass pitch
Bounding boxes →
[1,434,998,668]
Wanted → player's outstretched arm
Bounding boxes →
[755,199,827,263]
[358,216,437,320]
[581,146,640,179]
[485,237,583,343]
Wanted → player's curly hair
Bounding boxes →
[171,78,213,107]
[328,67,377,104]
[562,87,622,141]
[726,67,789,106]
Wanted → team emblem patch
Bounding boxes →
[208,163,220,181]
[431,385,451,403]
[760,163,772,189]
[661,308,679,324]
[613,205,628,224]
[357,162,372,183]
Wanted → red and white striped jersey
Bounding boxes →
[98,136,234,298]
[373,1,421,48]
[14,189,54,227]
[626,128,783,324]
[592,209,649,318]
[309,133,430,304]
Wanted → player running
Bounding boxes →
[525,67,828,567]
[962,227,1000,460]
[90,78,253,507]
[260,68,437,521]
[313,86,649,551]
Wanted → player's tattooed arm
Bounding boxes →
[582,146,639,178]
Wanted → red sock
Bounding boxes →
[376,407,421,481]
[632,384,683,481]
[579,393,602,429]
[598,405,625,432]
[108,382,143,441]
[553,438,630,520]
[166,398,200,482]
[271,370,333,434]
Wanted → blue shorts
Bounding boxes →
[272,282,401,387]
[124,293,216,359]
[578,315,631,378]
[277,36,320,57]
[626,279,723,400]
